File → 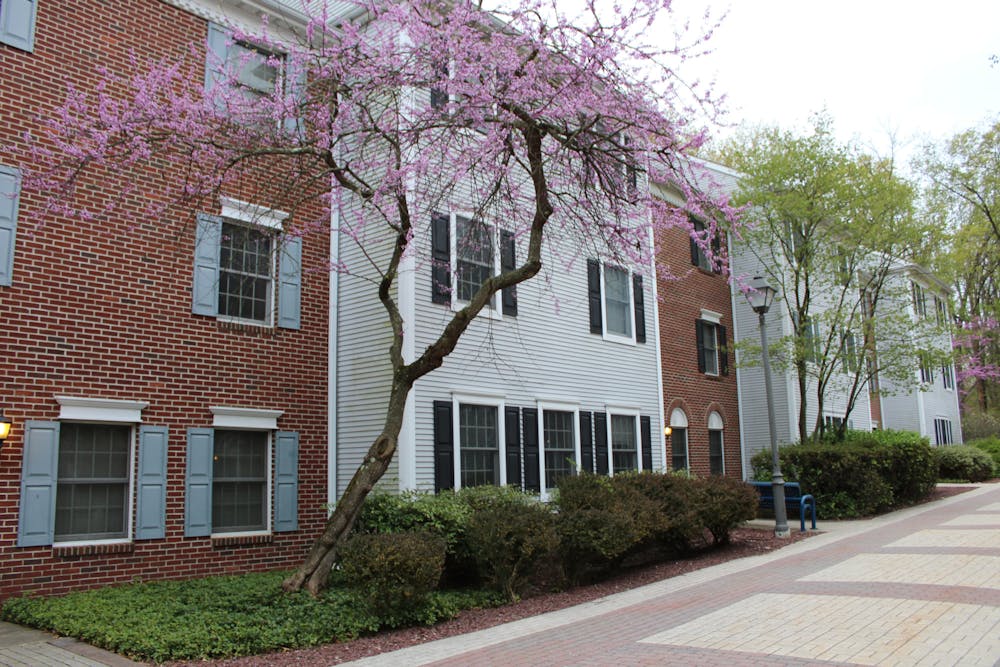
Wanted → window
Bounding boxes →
[192,212,302,330]
[802,317,821,364]
[56,424,132,542]
[934,418,953,445]
[942,363,954,390]
[0,0,37,52]
[184,418,298,538]
[841,331,859,373]
[669,408,688,472]
[205,23,290,117]
[429,213,516,317]
[429,59,451,109]
[912,281,928,320]
[690,218,721,273]
[934,297,948,326]
[212,430,268,534]
[696,317,727,376]
[228,40,280,103]
[919,353,935,384]
[835,247,852,286]
[542,409,577,491]
[0,164,20,286]
[610,414,638,474]
[459,404,500,488]
[586,260,646,343]
[219,222,273,323]
[824,415,844,429]
[708,412,724,476]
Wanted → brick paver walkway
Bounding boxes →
[346,484,1000,666]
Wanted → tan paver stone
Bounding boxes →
[980,503,1000,512]
[887,529,1000,549]
[801,553,1000,589]
[942,514,1000,526]
[640,593,1000,666]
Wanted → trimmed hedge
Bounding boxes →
[934,445,995,482]
[751,430,937,519]
[968,437,1000,477]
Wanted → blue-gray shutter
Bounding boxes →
[433,401,454,492]
[0,166,20,286]
[204,23,229,95]
[594,412,608,476]
[274,431,299,532]
[522,408,539,492]
[587,260,602,334]
[431,214,451,304]
[185,428,214,537]
[633,274,646,343]
[278,236,302,330]
[500,230,517,316]
[136,426,169,540]
[640,416,652,472]
[504,406,522,489]
[17,421,59,547]
[579,412,594,474]
[192,213,221,316]
[0,0,36,52]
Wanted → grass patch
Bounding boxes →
[1,571,501,663]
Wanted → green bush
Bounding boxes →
[960,412,1000,440]
[693,476,758,545]
[934,445,996,482]
[355,491,470,551]
[339,532,447,622]
[750,430,937,518]
[464,498,560,600]
[610,472,701,553]
[1,572,500,663]
[968,437,1000,477]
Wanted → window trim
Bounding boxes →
[536,400,581,496]
[600,264,637,345]
[669,408,689,472]
[449,213,503,320]
[707,411,724,476]
[605,406,641,475]
[217,219,278,327]
[941,363,955,391]
[933,417,953,446]
[451,392,507,490]
[55,396,149,423]
[210,429,273,538]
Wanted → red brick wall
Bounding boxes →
[656,226,742,478]
[0,0,329,599]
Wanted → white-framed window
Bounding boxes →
[586,260,646,344]
[455,215,496,306]
[824,415,844,429]
[912,281,928,320]
[941,363,955,390]
[212,430,271,534]
[708,411,724,476]
[603,265,633,339]
[934,296,948,326]
[669,408,688,472]
[538,402,580,495]
[205,23,293,123]
[802,317,821,364]
[608,411,641,474]
[218,220,275,324]
[919,352,935,385]
[696,311,726,376]
[690,217,720,273]
[841,331,859,373]
[933,418,953,445]
[55,423,135,543]
[453,394,506,489]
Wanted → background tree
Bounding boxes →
[919,119,1000,418]
[17,0,731,594]
[715,116,936,443]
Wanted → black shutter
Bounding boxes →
[504,406,522,490]
[640,416,652,472]
[594,411,608,476]
[579,411,594,474]
[433,401,454,492]
[587,259,602,334]
[633,274,646,343]
[696,320,706,373]
[522,408,540,492]
[431,213,451,304]
[711,233,722,273]
[690,236,700,266]
[500,230,517,316]
[718,324,729,376]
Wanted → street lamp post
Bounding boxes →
[747,276,790,538]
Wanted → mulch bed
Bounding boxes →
[176,484,977,667]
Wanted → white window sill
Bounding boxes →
[53,538,131,549]
[602,332,636,346]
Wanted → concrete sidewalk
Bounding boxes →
[0,621,139,667]
[345,484,1000,666]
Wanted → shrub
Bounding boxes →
[610,472,701,553]
[968,437,1000,477]
[960,411,1000,441]
[354,491,470,552]
[693,476,758,545]
[464,498,560,600]
[750,430,936,519]
[339,532,447,622]
[934,445,996,482]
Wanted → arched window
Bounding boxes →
[708,411,724,475]
[669,408,688,472]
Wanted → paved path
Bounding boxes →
[0,621,139,667]
[346,484,1000,666]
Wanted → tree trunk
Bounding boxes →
[282,381,410,595]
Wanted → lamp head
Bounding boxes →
[747,276,777,314]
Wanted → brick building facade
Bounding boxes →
[0,0,329,598]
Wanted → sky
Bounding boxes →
[670,0,1000,158]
